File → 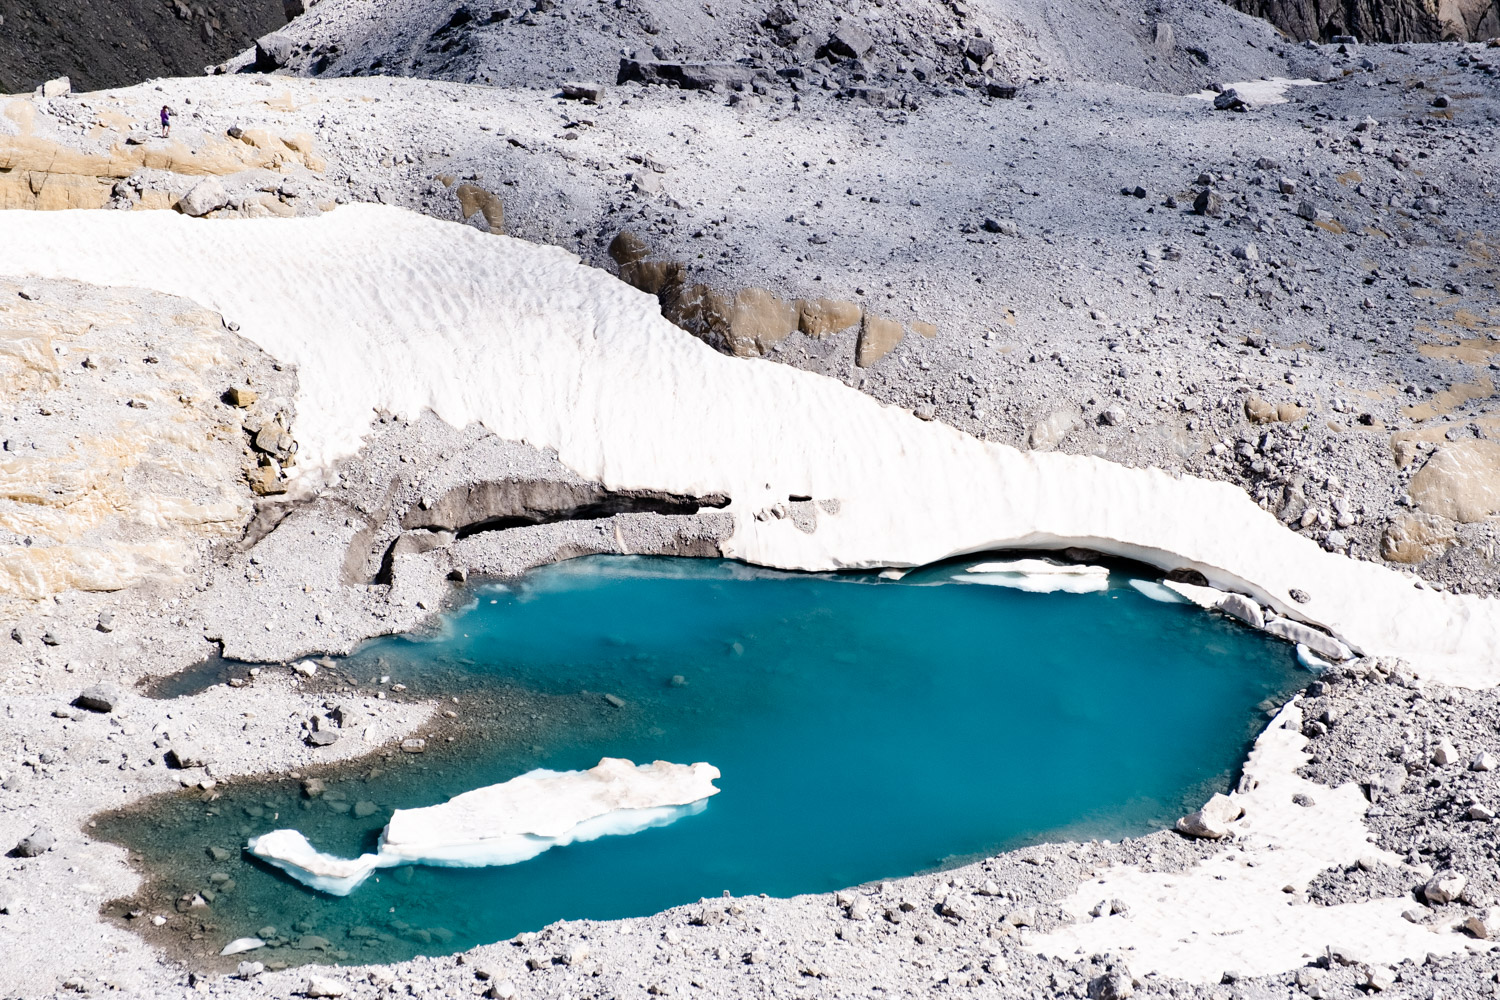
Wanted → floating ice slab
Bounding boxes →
[246,758,720,895]
[958,559,1109,594]
[1128,579,1187,604]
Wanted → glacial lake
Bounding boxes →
[97,556,1305,968]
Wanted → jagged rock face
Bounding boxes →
[1225,0,1499,41]
[0,0,292,93]
[0,277,290,607]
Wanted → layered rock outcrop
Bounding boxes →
[0,278,290,605]
[1225,0,1499,42]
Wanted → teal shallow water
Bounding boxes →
[99,556,1305,966]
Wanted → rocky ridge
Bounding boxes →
[0,0,293,95]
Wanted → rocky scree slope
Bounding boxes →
[237,0,1309,97]
[0,0,295,94]
[7,39,1500,601]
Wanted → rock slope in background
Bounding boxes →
[0,0,292,94]
[1227,0,1499,42]
[237,0,1308,96]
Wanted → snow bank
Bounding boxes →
[1187,78,1323,105]
[1034,702,1490,980]
[247,758,721,895]
[2,206,1496,685]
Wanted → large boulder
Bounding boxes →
[1176,793,1243,839]
[455,183,505,234]
[796,298,861,338]
[73,685,120,713]
[1409,440,1500,522]
[856,314,904,367]
[179,178,229,218]
[823,22,875,59]
[1380,513,1457,563]
[254,32,298,72]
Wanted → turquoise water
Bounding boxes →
[99,556,1304,967]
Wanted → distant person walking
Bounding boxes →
[159,105,173,138]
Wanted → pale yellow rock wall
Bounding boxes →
[0,282,266,605]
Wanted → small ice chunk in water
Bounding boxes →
[1296,643,1334,673]
[957,559,1109,594]
[1128,579,1187,604]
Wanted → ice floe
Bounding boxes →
[247,758,720,895]
[957,559,1109,594]
[1127,579,1187,603]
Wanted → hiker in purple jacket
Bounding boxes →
[159,105,172,138]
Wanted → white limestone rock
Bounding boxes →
[1176,793,1244,839]
[179,178,229,218]
[1422,872,1466,904]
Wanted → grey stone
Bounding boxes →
[1088,970,1134,1000]
[254,32,298,72]
[73,685,120,713]
[302,976,347,998]
[1193,189,1224,217]
[306,730,340,747]
[11,826,54,857]
[1212,88,1248,111]
[824,22,875,60]
[561,82,605,102]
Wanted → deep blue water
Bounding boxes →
[99,556,1304,967]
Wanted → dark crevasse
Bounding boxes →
[96,555,1306,970]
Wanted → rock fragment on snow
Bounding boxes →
[1466,906,1500,939]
